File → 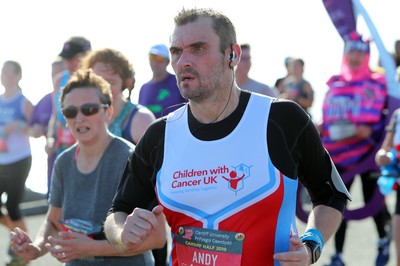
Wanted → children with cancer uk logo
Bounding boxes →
[170,164,252,194]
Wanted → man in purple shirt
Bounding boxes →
[139,44,187,118]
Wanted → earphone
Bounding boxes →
[230,51,236,61]
[229,51,236,69]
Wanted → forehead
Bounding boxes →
[92,62,117,79]
[347,50,366,57]
[171,17,219,48]
[64,87,100,105]
[292,61,302,67]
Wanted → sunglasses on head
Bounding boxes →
[62,103,109,119]
[149,54,166,63]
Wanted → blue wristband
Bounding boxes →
[300,228,324,250]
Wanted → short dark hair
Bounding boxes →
[174,8,237,54]
[240,44,250,50]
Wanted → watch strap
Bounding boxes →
[300,228,324,249]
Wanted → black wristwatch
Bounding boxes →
[302,240,321,264]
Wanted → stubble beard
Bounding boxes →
[180,64,224,105]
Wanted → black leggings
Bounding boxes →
[334,171,390,253]
[395,186,400,214]
[0,156,32,220]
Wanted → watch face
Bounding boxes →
[304,240,321,263]
[314,245,321,263]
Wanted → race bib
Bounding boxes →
[328,122,356,141]
[57,128,76,146]
[175,226,244,266]
[59,219,103,262]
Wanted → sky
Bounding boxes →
[0,0,399,192]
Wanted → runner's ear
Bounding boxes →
[124,78,134,92]
[106,105,114,120]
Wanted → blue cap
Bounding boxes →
[149,44,170,60]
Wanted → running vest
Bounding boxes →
[0,92,31,164]
[108,101,140,144]
[108,101,135,138]
[158,94,299,266]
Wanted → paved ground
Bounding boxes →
[0,177,398,266]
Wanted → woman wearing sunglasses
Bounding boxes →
[9,69,154,266]
[80,48,169,266]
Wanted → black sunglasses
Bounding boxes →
[62,103,109,119]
